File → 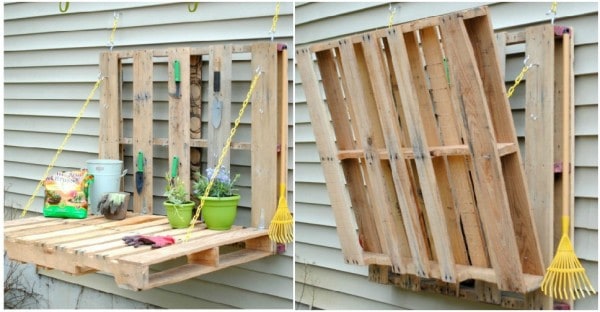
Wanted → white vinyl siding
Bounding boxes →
[294,1,598,310]
[3,1,292,309]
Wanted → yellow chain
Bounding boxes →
[20,77,104,217]
[547,1,558,24]
[185,70,262,240]
[507,56,534,99]
[269,2,280,40]
[388,4,397,29]
[108,13,119,50]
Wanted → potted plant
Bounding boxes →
[193,166,240,230]
[163,173,195,229]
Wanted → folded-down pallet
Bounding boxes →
[4,214,271,291]
[297,6,544,296]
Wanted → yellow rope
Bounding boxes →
[20,77,105,217]
[269,2,280,40]
[185,69,262,240]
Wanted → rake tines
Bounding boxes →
[540,234,596,300]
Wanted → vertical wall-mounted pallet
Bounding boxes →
[98,43,286,229]
[5,43,289,291]
[494,25,575,309]
[297,6,546,304]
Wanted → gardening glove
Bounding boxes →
[98,193,111,214]
[122,235,175,248]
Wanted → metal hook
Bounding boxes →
[523,55,535,69]
[59,2,70,13]
[255,66,263,76]
[188,2,199,13]
[389,3,397,14]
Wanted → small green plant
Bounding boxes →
[193,166,240,198]
[164,173,191,205]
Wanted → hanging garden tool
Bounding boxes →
[211,57,223,129]
[170,156,179,187]
[268,44,293,244]
[540,27,596,300]
[168,60,181,98]
[135,151,144,194]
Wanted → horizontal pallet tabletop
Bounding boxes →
[4,214,271,291]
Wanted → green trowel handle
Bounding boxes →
[137,152,144,172]
[174,60,181,82]
[171,156,179,178]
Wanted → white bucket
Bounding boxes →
[86,159,127,214]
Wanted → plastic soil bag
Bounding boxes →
[43,170,94,219]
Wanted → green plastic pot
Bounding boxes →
[200,195,240,230]
[164,201,195,229]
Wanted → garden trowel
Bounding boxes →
[136,151,144,194]
[211,57,222,128]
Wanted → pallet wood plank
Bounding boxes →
[524,25,555,270]
[439,13,526,292]
[405,28,471,267]
[99,52,121,159]
[361,33,431,277]
[463,14,544,277]
[143,249,271,290]
[132,50,154,214]
[168,48,192,189]
[338,37,412,274]
[296,47,365,265]
[420,26,489,268]
[250,43,278,237]
[315,48,382,254]
[386,27,456,282]
[207,45,233,169]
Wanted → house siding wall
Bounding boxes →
[3,2,293,309]
[294,1,598,310]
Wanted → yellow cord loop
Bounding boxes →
[546,1,558,24]
[108,12,120,51]
[20,77,105,218]
[188,2,199,13]
[388,3,397,29]
[185,69,262,240]
[59,2,70,13]
[507,55,535,99]
[269,2,280,41]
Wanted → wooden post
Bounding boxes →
[132,51,154,214]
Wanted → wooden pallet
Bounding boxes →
[297,6,544,296]
[4,214,271,291]
[5,42,288,290]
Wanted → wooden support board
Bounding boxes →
[494,25,575,309]
[297,6,544,296]
[4,42,289,290]
[4,214,271,291]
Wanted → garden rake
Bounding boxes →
[268,44,293,244]
[540,29,596,300]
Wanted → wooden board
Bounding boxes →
[4,214,271,291]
